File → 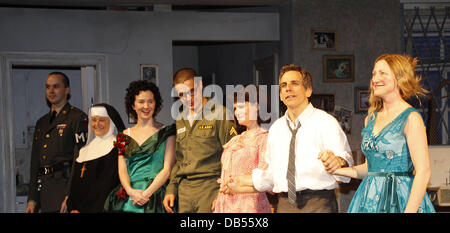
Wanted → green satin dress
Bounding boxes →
[104,124,175,213]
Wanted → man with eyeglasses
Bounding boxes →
[163,68,237,213]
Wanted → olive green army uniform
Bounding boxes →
[28,103,88,212]
[166,102,237,213]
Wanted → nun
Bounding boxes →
[66,103,125,213]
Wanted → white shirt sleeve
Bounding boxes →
[321,114,354,183]
[252,135,274,192]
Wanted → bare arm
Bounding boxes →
[118,153,131,192]
[319,116,369,179]
[142,136,176,198]
[221,175,257,194]
[222,133,268,194]
[331,159,368,179]
[403,112,431,213]
[118,155,146,205]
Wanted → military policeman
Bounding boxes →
[163,68,237,213]
[25,72,88,213]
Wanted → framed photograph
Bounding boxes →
[355,87,370,113]
[311,29,336,50]
[128,113,137,124]
[310,94,335,113]
[140,64,158,85]
[333,105,353,134]
[323,55,354,82]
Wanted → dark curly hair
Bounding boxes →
[125,80,162,120]
[232,85,270,134]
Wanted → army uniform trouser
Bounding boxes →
[40,169,70,212]
[177,176,219,213]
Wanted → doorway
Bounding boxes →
[172,41,280,127]
[0,52,106,212]
[12,66,85,212]
[254,54,281,128]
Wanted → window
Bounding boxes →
[403,5,450,144]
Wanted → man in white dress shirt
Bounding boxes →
[233,64,353,213]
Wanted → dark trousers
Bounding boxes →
[40,171,69,213]
[38,162,72,212]
[277,189,338,213]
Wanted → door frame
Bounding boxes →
[253,53,279,85]
[0,52,107,212]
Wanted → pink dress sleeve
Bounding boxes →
[256,132,268,170]
[214,129,271,213]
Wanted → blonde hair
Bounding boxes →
[368,54,428,119]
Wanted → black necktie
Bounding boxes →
[49,111,57,123]
[286,119,301,205]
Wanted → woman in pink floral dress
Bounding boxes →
[212,87,271,213]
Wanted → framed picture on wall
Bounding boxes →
[311,29,336,50]
[333,105,352,134]
[128,113,137,124]
[310,94,335,113]
[355,87,370,113]
[323,55,354,82]
[140,64,158,85]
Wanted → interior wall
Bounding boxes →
[290,0,402,212]
[0,7,279,212]
[0,1,407,212]
[0,7,279,126]
[291,0,401,151]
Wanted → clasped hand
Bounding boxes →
[220,176,242,195]
[128,189,150,206]
[318,150,343,174]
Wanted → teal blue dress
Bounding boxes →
[348,107,435,213]
[104,124,175,213]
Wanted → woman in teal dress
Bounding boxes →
[320,54,435,213]
[104,80,176,213]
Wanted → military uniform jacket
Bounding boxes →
[28,103,88,208]
[166,101,237,196]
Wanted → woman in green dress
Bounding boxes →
[105,80,176,213]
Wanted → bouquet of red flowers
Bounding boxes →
[116,187,128,200]
[114,133,129,156]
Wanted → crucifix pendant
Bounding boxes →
[80,163,86,178]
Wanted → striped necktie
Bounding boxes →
[286,118,300,205]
